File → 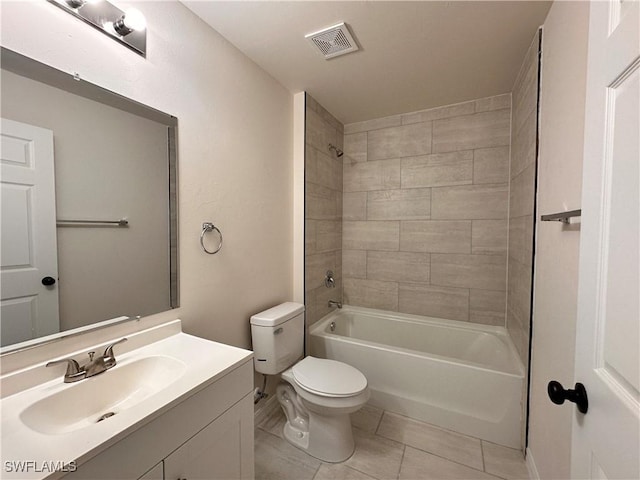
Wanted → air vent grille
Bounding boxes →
[305,23,359,59]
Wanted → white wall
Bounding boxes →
[0,1,294,351]
[529,2,590,477]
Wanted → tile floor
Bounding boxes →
[255,404,529,480]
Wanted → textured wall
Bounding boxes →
[507,32,540,365]
[0,2,293,354]
[304,94,344,325]
[342,95,511,325]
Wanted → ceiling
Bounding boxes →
[183,1,551,124]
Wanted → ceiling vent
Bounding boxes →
[305,23,359,60]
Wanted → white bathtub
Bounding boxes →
[309,306,524,448]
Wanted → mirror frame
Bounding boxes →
[0,47,179,355]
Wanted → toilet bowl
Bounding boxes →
[250,302,369,463]
[277,356,370,462]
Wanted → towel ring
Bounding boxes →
[200,222,223,254]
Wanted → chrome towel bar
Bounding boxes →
[540,209,581,224]
[57,218,129,227]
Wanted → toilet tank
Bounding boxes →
[250,302,305,375]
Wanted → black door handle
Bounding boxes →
[41,276,56,286]
[547,380,588,414]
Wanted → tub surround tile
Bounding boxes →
[313,464,377,480]
[344,132,368,163]
[343,250,368,279]
[431,184,508,220]
[307,107,338,153]
[401,101,475,125]
[473,146,510,185]
[431,254,507,291]
[400,220,471,254]
[510,109,537,180]
[399,447,499,480]
[344,192,367,221]
[507,258,533,325]
[508,164,536,219]
[367,188,431,221]
[367,123,432,161]
[351,404,384,434]
[475,94,511,113]
[481,441,529,479]
[378,412,484,471]
[343,221,400,251]
[344,428,405,480]
[472,219,508,255]
[254,429,321,480]
[508,215,534,266]
[307,182,340,220]
[306,219,317,255]
[469,289,506,326]
[366,251,430,283]
[401,151,473,188]
[316,220,342,253]
[314,150,343,191]
[344,159,401,192]
[339,93,512,333]
[345,115,402,135]
[432,109,511,153]
[398,283,469,321]
[343,278,399,311]
[306,251,339,291]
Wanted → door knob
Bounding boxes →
[41,276,56,286]
[547,380,588,414]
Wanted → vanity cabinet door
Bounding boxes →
[138,462,163,480]
[163,394,254,480]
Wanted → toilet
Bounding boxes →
[250,302,369,462]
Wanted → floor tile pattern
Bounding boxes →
[255,404,529,480]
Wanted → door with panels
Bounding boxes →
[572,0,640,478]
[1,118,59,346]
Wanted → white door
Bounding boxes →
[572,0,640,478]
[1,118,60,346]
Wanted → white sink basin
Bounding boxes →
[20,355,186,434]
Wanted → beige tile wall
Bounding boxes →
[305,94,344,326]
[342,94,511,326]
[507,32,540,364]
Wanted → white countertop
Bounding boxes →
[0,323,252,480]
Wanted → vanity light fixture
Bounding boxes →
[48,0,147,57]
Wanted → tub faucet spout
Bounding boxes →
[328,300,342,309]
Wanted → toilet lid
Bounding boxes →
[292,357,367,397]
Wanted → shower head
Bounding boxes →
[328,143,344,158]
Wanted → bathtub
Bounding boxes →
[309,306,525,448]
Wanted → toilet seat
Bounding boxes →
[291,356,367,398]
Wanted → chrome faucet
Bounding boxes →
[46,338,128,383]
[328,300,342,309]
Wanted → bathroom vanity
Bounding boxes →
[0,320,254,480]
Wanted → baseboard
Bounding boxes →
[526,447,540,480]
[254,393,279,426]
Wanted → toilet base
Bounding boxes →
[277,383,356,463]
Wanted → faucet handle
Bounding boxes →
[46,357,81,377]
[103,337,128,360]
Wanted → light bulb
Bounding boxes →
[113,8,146,36]
[122,8,146,31]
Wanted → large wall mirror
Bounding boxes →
[0,48,178,353]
